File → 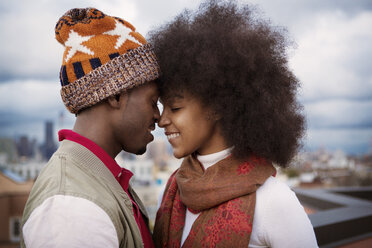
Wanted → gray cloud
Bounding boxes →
[304,99,372,128]
[0,0,140,82]
[0,1,64,81]
[306,128,372,154]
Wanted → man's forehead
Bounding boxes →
[147,81,160,94]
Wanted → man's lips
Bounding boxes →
[148,123,155,131]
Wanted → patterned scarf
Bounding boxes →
[153,154,276,248]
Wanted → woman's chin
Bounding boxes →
[173,149,191,159]
[173,152,184,159]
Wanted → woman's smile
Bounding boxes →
[166,132,180,141]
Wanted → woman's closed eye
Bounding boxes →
[171,107,182,112]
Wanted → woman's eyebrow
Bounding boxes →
[161,94,184,105]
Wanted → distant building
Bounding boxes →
[126,159,154,185]
[0,168,33,247]
[118,150,136,161]
[5,162,45,181]
[328,150,355,169]
[16,136,37,159]
[0,138,18,164]
[41,121,57,160]
[153,157,181,186]
[147,138,168,162]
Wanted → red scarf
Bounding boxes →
[154,154,275,248]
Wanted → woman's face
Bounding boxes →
[158,92,228,158]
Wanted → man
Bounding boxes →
[21,8,160,248]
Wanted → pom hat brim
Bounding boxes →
[61,43,160,113]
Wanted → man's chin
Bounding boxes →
[135,147,147,155]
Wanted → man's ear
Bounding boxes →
[107,93,129,110]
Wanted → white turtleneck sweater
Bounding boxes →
[160,148,318,248]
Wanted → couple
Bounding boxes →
[21,1,318,248]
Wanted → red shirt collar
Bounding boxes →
[58,129,133,190]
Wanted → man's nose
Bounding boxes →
[154,105,160,123]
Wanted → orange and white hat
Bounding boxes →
[55,8,160,113]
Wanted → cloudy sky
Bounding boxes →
[0,0,371,154]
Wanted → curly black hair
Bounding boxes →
[149,0,305,167]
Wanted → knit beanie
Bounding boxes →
[55,8,160,113]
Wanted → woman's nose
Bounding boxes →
[158,110,170,128]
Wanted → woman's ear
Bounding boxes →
[214,112,222,121]
[206,109,222,121]
[107,93,129,110]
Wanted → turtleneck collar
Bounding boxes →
[196,147,233,170]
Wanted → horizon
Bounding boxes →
[1,117,370,156]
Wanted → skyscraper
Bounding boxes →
[42,121,57,160]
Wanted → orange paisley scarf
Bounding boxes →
[153,154,276,248]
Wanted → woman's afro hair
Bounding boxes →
[149,0,305,167]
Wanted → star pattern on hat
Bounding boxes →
[104,20,141,49]
[64,30,94,62]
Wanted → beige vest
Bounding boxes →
[21,140,148,248]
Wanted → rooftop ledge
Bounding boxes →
[294,186,372,248]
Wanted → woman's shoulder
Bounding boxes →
[253,176,318,248]
[255,176,307,225]
[257,176,296,201]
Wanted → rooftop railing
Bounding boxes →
[294,186,372,248]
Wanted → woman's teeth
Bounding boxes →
[167,133,180,140]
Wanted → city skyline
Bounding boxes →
[0,0,371,154]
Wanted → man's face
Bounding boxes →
[114,81,160,155]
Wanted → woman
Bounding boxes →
[150,1,318,247]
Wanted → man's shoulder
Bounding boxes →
[23,147,123,224]
[29,146,102,205]
[27,140,129,217]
